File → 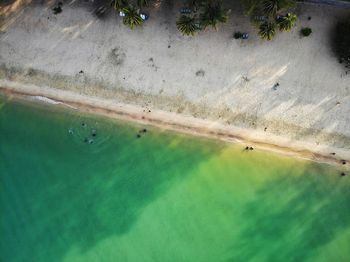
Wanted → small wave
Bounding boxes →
[31,96,61,105]
[30,96,77,109]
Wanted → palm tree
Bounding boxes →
[123,7,143,29]
[113,0,128,11]
[261,0,279,16]
[186,0,205,11]
[261,0,296,16]
[200,0,228,30]
[137,0,149,8]
[277,13,297,31]
[244,0,259,16]
[176,15,197,36]
[244,0,296,40]
[259,21,276,40]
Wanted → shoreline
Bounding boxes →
[1,83,349,169]
[1,2,349,170]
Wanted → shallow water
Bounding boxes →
[1,96,349,262]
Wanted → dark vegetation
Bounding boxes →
[332,18,350,69]
[112,0,146,28]
[109,0,298,40]
[301,27,312,36]
[176,0,298,38]
[175,0,228,35]
[243,0,297,40]
[52,2,63,15]
[176,15,198,36]
[46,0,349,61]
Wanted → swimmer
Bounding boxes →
[137,134,141,138]
[84,137,88,143]
[82,122,86,127]
[88,139,94,144]
[68,128,74,134]
[91,129,97,137]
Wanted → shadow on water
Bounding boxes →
[0,100,224,261]
[229,164,350,262]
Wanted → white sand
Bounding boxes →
[1,0,350,164]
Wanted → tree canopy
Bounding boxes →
[111,0,298,40]
[245,0,297,40]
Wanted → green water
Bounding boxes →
[0,97,349,262]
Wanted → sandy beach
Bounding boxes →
[1,0,350,166]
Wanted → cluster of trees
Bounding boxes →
[111,0,298,40]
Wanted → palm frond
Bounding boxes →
[243,0,259,17]
[123,7,143,29]
[176,15,197,36]
[186,0,205,9]
[277,12,297,31]
[277,0,296,12]
[259,21,276,40]
[113,0,128,11]
[200,1,228,30]
[261,0,278,16]
[137,0,149,8]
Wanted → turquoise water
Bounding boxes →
[0,96,350,262]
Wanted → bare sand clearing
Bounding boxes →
[0,1,349,166]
